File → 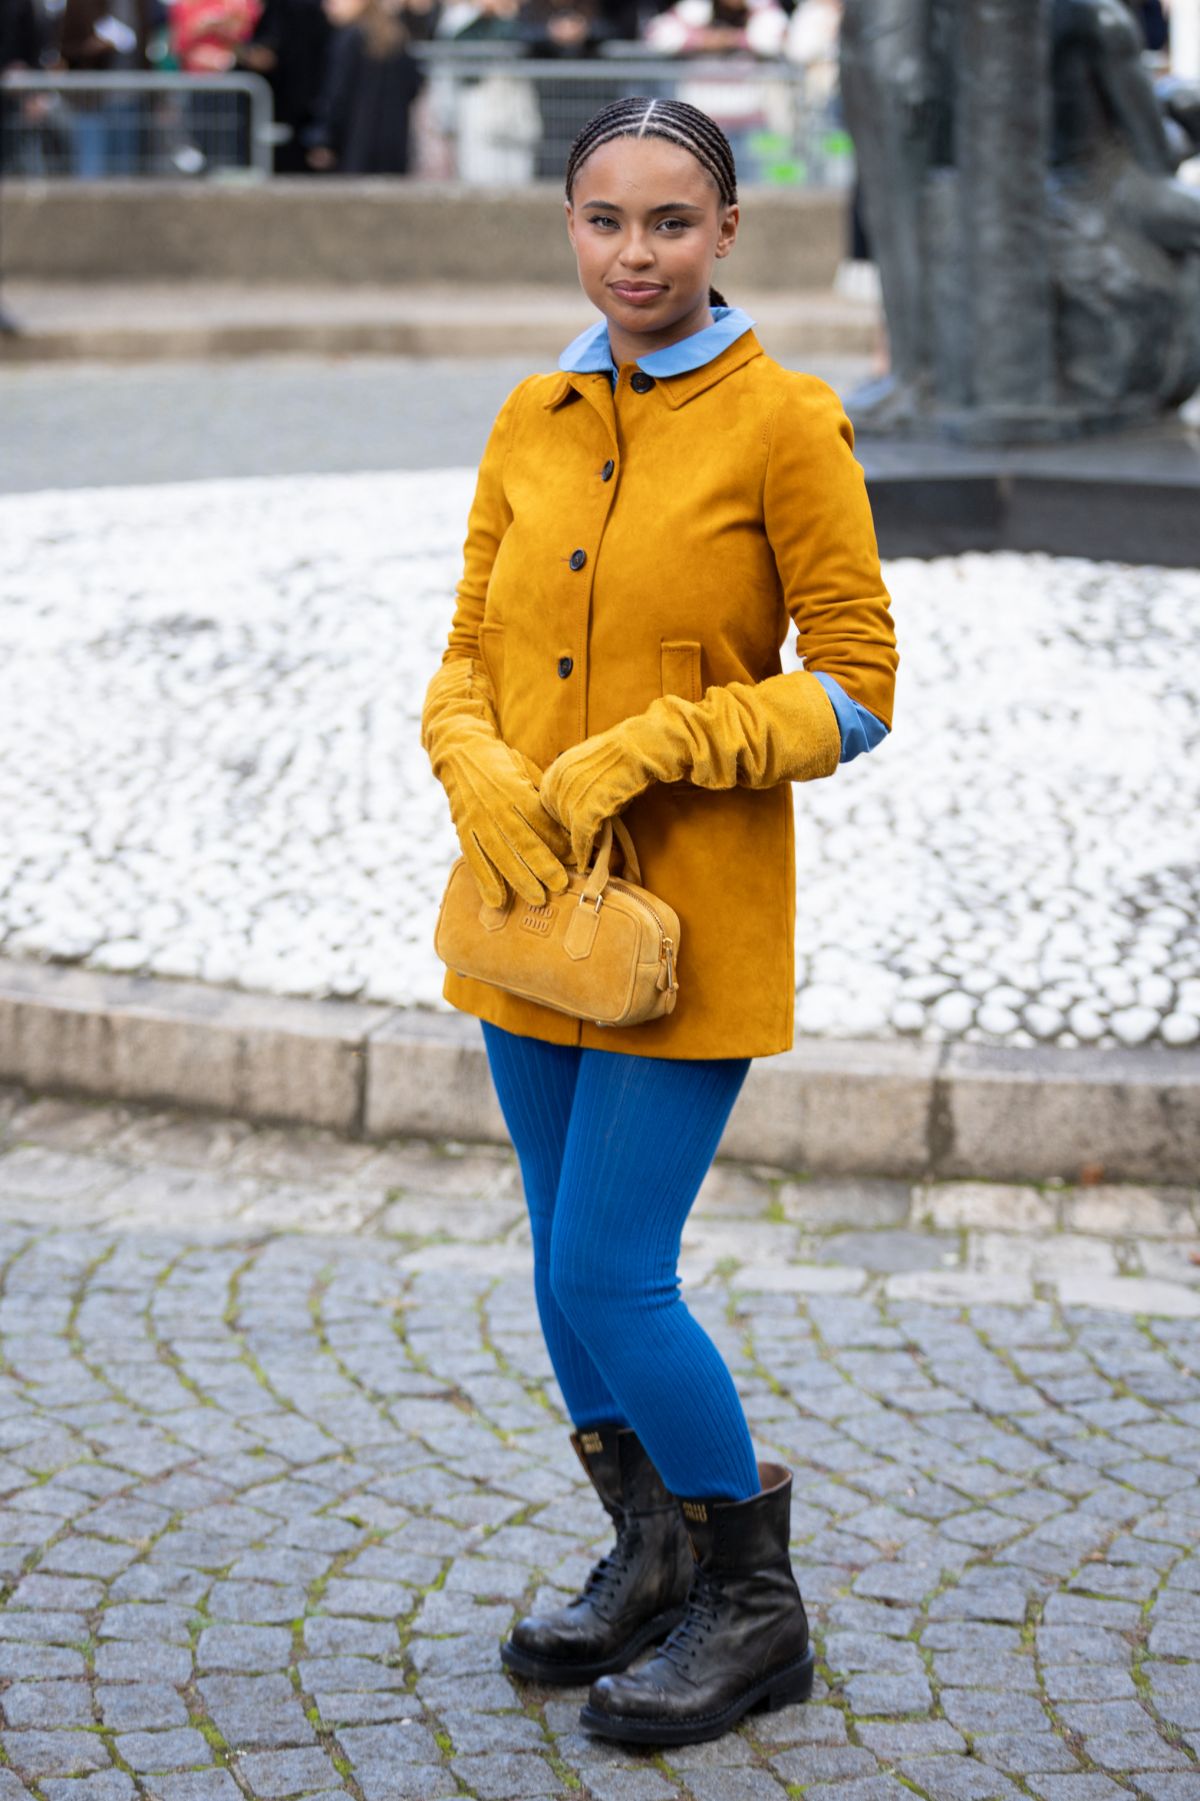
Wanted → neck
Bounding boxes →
[606,297,716,370]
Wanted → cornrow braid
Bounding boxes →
[564,97,737,309]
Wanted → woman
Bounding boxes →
[421,97,897,1747]
[304,0,423,173]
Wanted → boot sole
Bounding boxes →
[578,1641,816,1745]
[500,1605,687,1687]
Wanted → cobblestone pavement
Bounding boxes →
[2,451,1198,1048]
[0,1086,1197,1801]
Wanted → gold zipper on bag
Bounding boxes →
[601,877,678,994]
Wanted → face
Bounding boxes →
[565,134,738,349]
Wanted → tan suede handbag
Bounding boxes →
[434,818,680,1027]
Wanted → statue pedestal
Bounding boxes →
[858,417,1200,565]
[849,393,1164,447]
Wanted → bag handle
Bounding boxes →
[580,817,642,903]
[612,817,642,885]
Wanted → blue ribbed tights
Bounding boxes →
[481,1021,759,1501]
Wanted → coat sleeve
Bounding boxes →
[439,376,532,665]
[763,374,898,730]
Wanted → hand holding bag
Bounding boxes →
[434,818,680,1028]
[539,671,843,872]
[420,658,571,909]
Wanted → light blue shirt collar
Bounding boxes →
[558,304,756,383]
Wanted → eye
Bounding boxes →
[658,218,690,233]
[585,214,617,229]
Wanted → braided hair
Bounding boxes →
[564,97,738,309]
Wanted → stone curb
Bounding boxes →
[1,959,1197,1182]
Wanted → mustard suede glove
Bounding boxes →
[421,657,571,908]
[540,670,842,871]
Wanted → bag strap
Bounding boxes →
[612,816,642,885]
[581,820,614,902]
[580,818,642,903]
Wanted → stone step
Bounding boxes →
[0,282,880,364]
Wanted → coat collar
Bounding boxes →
[541,329,765,413]
[557,303,756,380]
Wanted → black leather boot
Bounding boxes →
[579,1460,816,1744]
[500,1425,694,1685]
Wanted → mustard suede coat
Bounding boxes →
[435,327,898,1059]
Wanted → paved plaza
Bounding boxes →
[3,347,1199,1796]
[0,355,872,496]
[2,470,1199,1051]
[0,1086,1196,1800]
[4,353,1199,1052]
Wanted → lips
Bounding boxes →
[611,283,665,296]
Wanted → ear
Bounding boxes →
[564,199,576,252]
[714,202,739,261]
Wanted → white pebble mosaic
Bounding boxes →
[2,471,1197,1050]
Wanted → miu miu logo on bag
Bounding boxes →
[579,1431,604,1453]
[520,904,554,936]
[681,1500,708,1523]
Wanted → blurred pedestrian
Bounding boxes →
[645,0,788,183]
[170,0,257,70]
[171,0,261,169]
[784,0,838,99]
[305,0,423,172]
[645,0,785,57]
[785,0,850,187]
[442,0,520,41]
[1,0,44,74]
[2,0,47,321]
[235,0,330,169]
[523,0,614,179]
[2,0,57,181]
[58,0,152,172]
[429,0,539,182]
[398,0,437,35]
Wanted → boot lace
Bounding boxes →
[657,1564,724,1671]
[576,1519,636,1606]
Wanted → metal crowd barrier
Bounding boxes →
[0,72,279,180]
[0,56,848,187]
[411,46,853,189]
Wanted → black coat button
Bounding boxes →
[558,656,573,678]
[569,548,587,570]
[601,459,615,481]
[630,371,655,393]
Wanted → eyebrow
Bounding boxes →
[579,200,705,214]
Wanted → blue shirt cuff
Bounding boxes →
[813,672,890,764]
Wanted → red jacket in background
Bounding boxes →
[171,0,261,70]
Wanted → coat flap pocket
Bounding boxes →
[660,639,702,703]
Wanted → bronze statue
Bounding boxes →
[1050,0,1200,415]
[841,0,1200,439]
[838,0,940,424]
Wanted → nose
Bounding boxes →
[617,228,656,270]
